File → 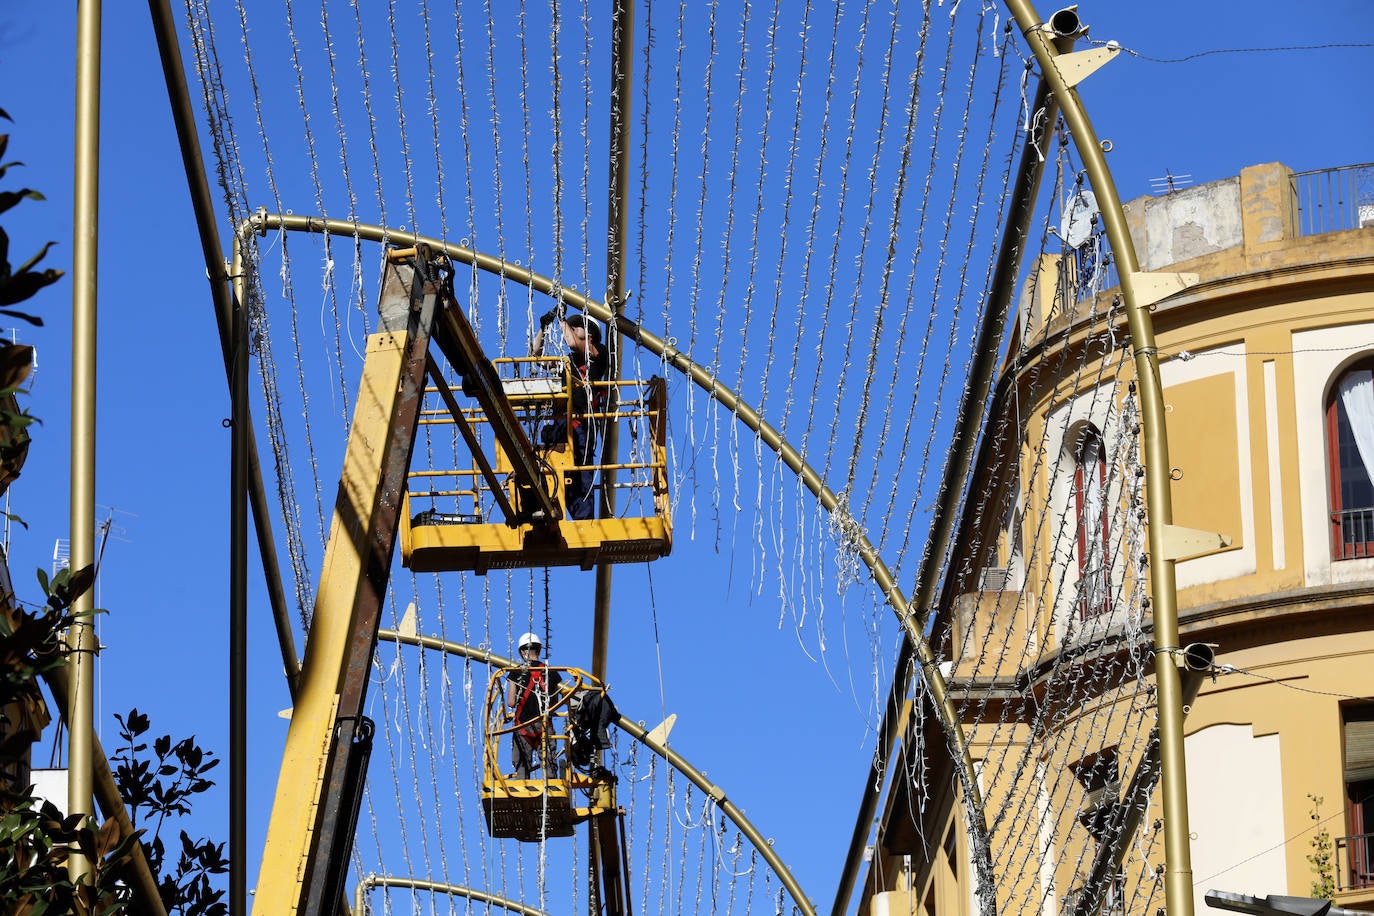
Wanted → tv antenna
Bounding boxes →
[1150,169,1193,195]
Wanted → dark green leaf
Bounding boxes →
[14,240,57,278]
[0,189,43,217]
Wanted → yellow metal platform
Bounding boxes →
[404,513,671,573]
[481,778,582,842]
[400,356,672,573]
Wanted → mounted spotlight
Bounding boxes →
[1206,889,1364,916]
[1047,7,1086,38]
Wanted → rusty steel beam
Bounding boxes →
[300,263,437,916]
[428,269,561,525]
[253,258,436,916]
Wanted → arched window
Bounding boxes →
[1327,361,1374,559]
[1073,426,1110,619]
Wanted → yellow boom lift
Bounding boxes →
[252,245,669,916]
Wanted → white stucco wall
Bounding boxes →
[30,767,68,814]
[1139,178,1243,271]
[1186,724,1287,913]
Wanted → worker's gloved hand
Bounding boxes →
[539,309,559,329]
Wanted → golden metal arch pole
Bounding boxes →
[67,0,101,887]
[591,0,636,686]
[355,874,548,916]
[242,215,986,895]
[1001,5,1196,916]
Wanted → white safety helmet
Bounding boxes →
[518,632,542,652]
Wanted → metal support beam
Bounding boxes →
[588,810,630,916]
[230,249,249,915]
[252,262,436,916]
[592,0,636,684]
[148,0,300,701]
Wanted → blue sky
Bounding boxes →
[0,1,1371,912]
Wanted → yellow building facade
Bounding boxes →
[864,162,1374,916]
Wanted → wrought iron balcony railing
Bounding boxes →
[1336,831,1374,891]
[1291,162,1374,237]
[1332,507,1374,560]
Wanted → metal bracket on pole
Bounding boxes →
[396,601,418,637]
[645,714,676,747]
[1049,45,1120,87]
[1128,271,1200,308]
[1159,524,1232,562]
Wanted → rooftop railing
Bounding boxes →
[1291,162,1374,237]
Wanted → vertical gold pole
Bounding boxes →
[230,290,249,915]
[68,0,101,886]
[1001,4,1196,916]
[591,0,635,683]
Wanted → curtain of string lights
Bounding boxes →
[181,0,1163,912]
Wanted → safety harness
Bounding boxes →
[513,666,548,745]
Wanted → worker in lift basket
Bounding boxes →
[532,310,608,520]
[505,632,564,778]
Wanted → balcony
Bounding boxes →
[1291,162,1374,238]
[1332,507,1374,560]
[1336,832,1374,892]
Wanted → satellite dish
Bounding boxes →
[1060,188,1099,249]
